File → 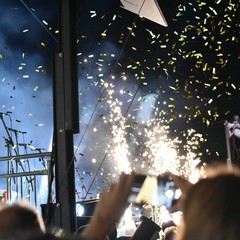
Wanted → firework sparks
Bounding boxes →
[106,91,201,179]
[107,90,131,174]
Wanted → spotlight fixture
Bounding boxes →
[226,115,240,139]
[225,115,240,167]
[76,202,85,217]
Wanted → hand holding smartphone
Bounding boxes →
[128,174,180,208]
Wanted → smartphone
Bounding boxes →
[128,174,180,208]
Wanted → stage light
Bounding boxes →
[175,189,181,199]
[165,189,174,199]
[227,115,240,139]
[76,203,84,217]
[225,115,240,166]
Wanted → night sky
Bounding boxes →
[0,0,240,201]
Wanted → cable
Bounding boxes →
[74,0,146,156]
[77,0,148,200]
[19,0,58,43]
[83,83,142,199]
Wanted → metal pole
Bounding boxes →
[225,121,232,167]
[52,0,79,233]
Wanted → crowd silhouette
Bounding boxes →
[1,164,240,240]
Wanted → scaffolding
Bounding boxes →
[0,152,51,206]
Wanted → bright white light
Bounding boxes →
[76,203,84,217]
[165,189,174,199]
[103,79,202,179]
[171,211,182,225]
[175,189,182,199]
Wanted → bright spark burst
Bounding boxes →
[106,90,201,179]
[107,92,131,174]
[142,120,181,175]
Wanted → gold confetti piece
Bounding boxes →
[36,123,45,127]
[146,29,156,38]
[90,10,96,17]
[208,99,213,104]
[101,30,107,37]
[42,20,48,25]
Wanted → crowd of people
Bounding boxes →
[0,163,240,240]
